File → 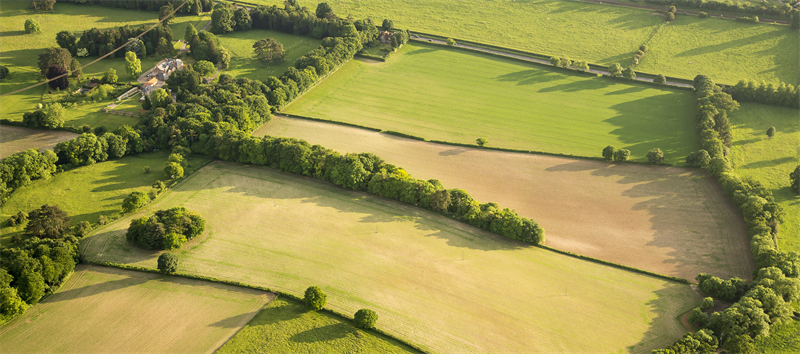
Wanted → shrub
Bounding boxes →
[666,12,675,21]
[654,74,667,84]
[98,215,108,225]
[9,211,28,226]
[157,253,178,274]
[602,145,617,161]
[689,307,709,328]
[102,68,118,85]
[686,150,711,168]
[24,19,40,33]
[549,56,559,66]
[445,38,456,46]
[122,191,150,212]
[354,308,378,329]
[622,67,636,80]
[699,11,709,18]
[766,126,776,139]
[639,44,648,52]
[608,63,623,77]
[668,5,676,13]
[164,162,184,179]
[613,149,631,162]
[476,137,488,147]
[700,297,714,311]
[647,148,664,164]
[144,166,150,174]
[790,165,800,194]
[72,221,92,237]
[303,286,327,310]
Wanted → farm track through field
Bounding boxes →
[255,115,753,281]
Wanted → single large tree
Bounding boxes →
[315,3,334,19]
[211,7,235,33]
[646,148,664,164]
[602,145,617,161]
[184,24,198,44]
[766,126,776,139]
[304,286,327,310]
[125,51,142,78]
[790,165,799,194]
[157,253,178,274]
[46,65,68,90]
[253,38,285,62]
[25,204,71,239]
[24,19,41,33]
[159,3,175,25]
[354,309,378,329]
[38,47,72,74]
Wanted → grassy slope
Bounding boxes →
[0,265,271,354]
[0,2,208,128]
[728,103,799,251]
[286,42,699,164]
[218,297,420,354]
[83,161,700,353]
[635,16,799,85]
[218,29,320,81]
[0,151,213,246]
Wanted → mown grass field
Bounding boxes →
[635,16,799,85]
[0,1,208,128]
[0,125,77,158]
[255,116,753,281]
[0,264,272,353]
[0,151,213,246]
[728,103,799,252]
[286,42,699,164]
[218,297,420,354]
[218,29,320,82]
[83,161,701,353]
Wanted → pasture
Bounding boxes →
[0,125,77,158]
[0,151,212,246]
[217,297,420,354]
[635,16,799,85]
[83,161,702,353]
[254,115,753,281]
[218,29,321,82]
[285,42,699,164]
[727,103,800,251]
[0,265,272,354]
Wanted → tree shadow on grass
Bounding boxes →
[674,29,778,58]
[290,323,354,343]
[732,137,761,146]
[405,47,438,56]
[494,69,563,86]
[246,300,303,326]
[537,76,615,93]
[209,311,261,328]
[45,270,148,303]
[626,282,700,353]
[738,156,797,170]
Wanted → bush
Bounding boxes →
[9,211,28,226]
[144,166,150,174]
[549,56,559,66]
[790,165,799,194]
[303,286,326,310]
[699,11,709,18]
[602,145,617,161]
[700,297,714,311]
[689,307,709,328]
[98,215,108,225]
[164,162,184,179]
[686,150,711,168]
[162,232,187,250]
[354,308,378,329]
[445,38,456,46]
[72,221,92,237]
[766,126,776,138]
[666,12,675,21]
[654,74,667,84]
[24,19,41,33]
[122,191,150,212]
[613,149,631,162]
[476,137,488,147]
[157,253,178,274]
[646,148,664,164]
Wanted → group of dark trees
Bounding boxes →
[602,145,631,162]
[126,207,205,250]
[184,27,231,70]
[55,24,173,60]
[726,79,800,109]
[642,0,798,19]
[686,75,736,166]
[60,0,212,15]
[0,149,58,204]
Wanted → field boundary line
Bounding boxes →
[83,261,431,354]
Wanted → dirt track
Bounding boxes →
[255,115,754,281]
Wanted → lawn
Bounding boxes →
[0,150,213,246]
[727,103,800,252]
[83,161,702,353]
[635,15,799,85]
[285,42,700,165]
[0,264,272,354]
[218,29,321,81]
[111,97,144,114]
[0,1,208,128]
[255,116,753,281]
[218,297,420,354]
[0,125,77,159]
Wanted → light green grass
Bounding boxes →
[218,297,420,354]
[286,43,700,164]
[755,320,800,353]
[218,29,320,81]
[83,161,700,353]
[728,103,800,252]
[635,16,799,85]
[0,150,213,246]
[0,264,271,354]
[111,98,144,114]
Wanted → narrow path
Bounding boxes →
[410,36,694,88]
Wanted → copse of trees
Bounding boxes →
[0,149,58,203]
[126,207,205,250]
[58,24,174,59]
[253,38,285,62]
[727,79,800,109]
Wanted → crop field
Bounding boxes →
[727,103,800,252]
[83,161,702,353]
[0,264,272,354]
[635,16,799,85]
[218,297,420,354]
[218,29,321,82]
[0,1,207,127]
[0,125,77,159]
[0,151,213,246]
[255,116,753,281]
[286,42,699,164]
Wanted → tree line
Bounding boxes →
[641,0,798,19]
[55,23,173,60]
[726,79,800,109]
[58,0,212,15]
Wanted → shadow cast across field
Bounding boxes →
[290,323,354,343]
[737,156,796,170]
[626,282,699,352]
[45,275,148,303]
[210,311,261,328]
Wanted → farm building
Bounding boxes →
[378,31,393,44]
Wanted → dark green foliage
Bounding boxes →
[602,145,616,161]
[54,133,109,167]
[727,79,799,109]
[15,270,45,304]
[46,65,68,90]
[304,286,327,310]
[38,47,71,74]
[157,253,178,274]
[9,211,28,227]
[315,3,334,19]
[654,74,666,84]
[666,12,675,21]
[622,66,636,80]
[661,329,717,353]
[354,308,378,329]
[126,207,205,250]
[699,297,714,311]
[122,191,150,212]
[790,165,799,194]
[159,3,175,25]
[688,307,709,328]
[724,334,755,354]
[646,148,664,164]
[71,221,92,237]
[0,65,9,81]
[613,149,631,162]
[696,273,749,303]
[25,205,71,239]
[766,126,776,138]
[382,19,394,30]
[0,285,27,322]
[476,137,488,147]
[24,19,41,34]
[0,148,57,201]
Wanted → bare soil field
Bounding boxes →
[0,125,78,158]
[254,116,754,281]
[0,265,272,354]
[81,161,699,353]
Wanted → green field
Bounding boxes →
[635,16,799,85]
[286,43,699,164]
[218,297,420,354]
[728,103,800,251]
[218,29,321,81]
[83,161,700,353]
[0,151,213,246]
[0,1,208,128]
[0,265,272,353]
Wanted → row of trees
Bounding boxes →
[60,0,212,15]
[303,286,377,329]
[56,24,173,60]
[126,207,205,250]
[641,0,798,19]
[726,79,800,109]
[688,75,736,165]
